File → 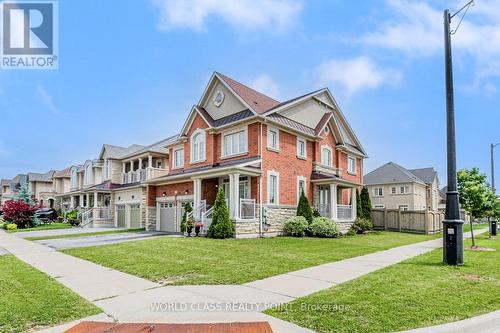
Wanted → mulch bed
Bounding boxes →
[65,321,274,333]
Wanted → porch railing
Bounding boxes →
[337,205,352,220]
[240,198,256,220]
[78,208,93,227]
[317,204,330,217]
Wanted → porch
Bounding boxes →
[313,182,358,222]
[67,191,114,227]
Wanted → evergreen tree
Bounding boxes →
[356,188,362,218]
[360,186,372,221]
[207,187,234,239]
[180,202,192,233]
[296,190,313,223]
[14,183,34,205]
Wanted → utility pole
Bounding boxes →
[491,143,499,193]
[442,1,473,266]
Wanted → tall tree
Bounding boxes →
[207,187,234,239]
[296,190,313,223]
[360,186,372,221]
[457,168,489,247]
[14,183,35,205]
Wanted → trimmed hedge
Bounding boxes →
[283,216,309,237]
[308,217,341,238]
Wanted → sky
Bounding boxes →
[0,0,499,188]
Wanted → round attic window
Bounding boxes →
[324,126,330,134]
[213,90,225,107]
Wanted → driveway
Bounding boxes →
[14,227,126,239]
[35,231,180,249]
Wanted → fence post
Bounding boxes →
[383,209,387,231]
[398,208,402,232]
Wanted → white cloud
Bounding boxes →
[315,56,401,96]
[152,0,302,32]
[361,0,500,92]
[37,85,60,115]
[249,74,280,98]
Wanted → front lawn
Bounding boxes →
[6,222,73,233]
[25,228,145,241]
[63,231,436,285]
[0,255,101,333]
[266,234,500,333]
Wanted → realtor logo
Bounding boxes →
[1,0,58,69]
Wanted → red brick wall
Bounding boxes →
[262,124,314,206]
[338,152,363,185]
[148,182,194,206]
[202,178,218,205]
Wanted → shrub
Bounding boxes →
[207,187,234,239]
[360,186,372,221]
[312,209,321,218]
[309,217,341,238]
[283,216,309,237]
[6,223,17,231]
[349,217,373,234]
[2,199,38,228]
[66,210,79,226]
[296,190,313,224]
[180,202,192,233]
[0,219,5,229]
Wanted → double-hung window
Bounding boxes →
[223,129,247,157]
[191,130,206,163]
[321,146,332,167]
[268,171,279,205]
[348,156,356,174]
[173,148,184,168]
[373,187,383,197]
[267,127,279,150]
[297,137,306,158]
[297,176,307,202]
[400,185,410,194]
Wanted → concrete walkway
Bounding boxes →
[0,228,491,333]
[35,231,180,249]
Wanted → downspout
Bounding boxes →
[259,122,263,237]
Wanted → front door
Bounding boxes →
[318,185,330,217]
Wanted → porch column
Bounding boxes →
[230,173,240,220]
[79,194,84,207]
[148,155,153,168]
[122,162,126,173]
[138,158,143,170]
[330,183,337,220]
[86,193,90,208]
[351,187,357,221]
[93,192,98,208]
[193,178,202,218]
[70,196,75,209]
[130,161,134,172]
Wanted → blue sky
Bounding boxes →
[0,0,499,188]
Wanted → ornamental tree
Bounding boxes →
[457,168,489,247]
[296,190,313,223]
[2,199,39,228]
[356,188,362,218]
[207,187,233,239]
[360,186,372,220]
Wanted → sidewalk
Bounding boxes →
[0,228,490,333]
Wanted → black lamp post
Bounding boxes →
[442,1,474,265]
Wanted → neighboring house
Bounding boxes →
[0,174,28,205]
[364,162,440,211]
[27,170,56,208]
[144,72,366,237]
[56,137,176,227]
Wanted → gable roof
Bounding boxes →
[215,72,280,115]
[266,113,316,136]
[120,135,178,159]
[364,162,426,185]
[408,167,438,184]
[1,179,11,186]
[99,144,145,160]
[54,167,71,178]
[28,170,55,182]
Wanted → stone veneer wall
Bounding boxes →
[262,205,296,236]
[145,206,156,231]
[140,187,147,228]
[337,221,354,234]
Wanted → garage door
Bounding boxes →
[130,204,141,228]
[158,202,177,232]
[117,205,126,227]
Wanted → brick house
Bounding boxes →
[145,72,367,237]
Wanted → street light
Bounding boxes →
[442,1,474,266]
[491,143,500,193]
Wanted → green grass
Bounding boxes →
[25,228,145,241]
[463,222,488,233]
[0,255,101,333]
[7,222,73,233]
[266,234,500,333]
[63,231,437,285]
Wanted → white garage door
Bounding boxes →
[158,202,177,232]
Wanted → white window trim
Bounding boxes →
[399,204,409,211]
[173,147,184,169]
[221,125,249,158]
[347,155,356,175]
[321,145,333,167]
[267,170,280,205]
[190,128,206,164]
[296,137,307,159]
[267,126,280,151]
[372,187,384,197]
[374,204,385,209]
[296,176,307,203]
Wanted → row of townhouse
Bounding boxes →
[1,72,367,237]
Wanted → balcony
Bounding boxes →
[122,167,168,184]
[313,162,342,177]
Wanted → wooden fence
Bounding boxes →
[372,209,445,234]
